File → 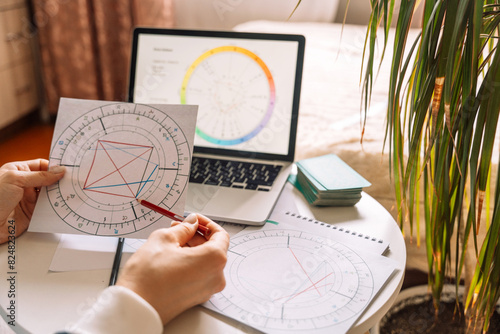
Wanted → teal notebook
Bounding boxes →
[296,154,371,191]
[292,154,371,206]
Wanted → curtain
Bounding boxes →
[31,0,174,115]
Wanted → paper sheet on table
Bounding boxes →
[49,219,251,271]
[49,234,139,272]
[204,218,397,334]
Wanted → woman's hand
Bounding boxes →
[0,159,65,244]
[117,213,230,324]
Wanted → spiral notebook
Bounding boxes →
[204,198,397,334]
[269,209,389,255]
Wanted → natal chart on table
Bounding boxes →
[205,224,396,334]
[30,98,197,239]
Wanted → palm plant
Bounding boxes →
[361,0,500,332]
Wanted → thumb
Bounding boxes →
[19,166,65,188]
[168,213,199,245]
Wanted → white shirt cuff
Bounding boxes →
[69,285,163,334]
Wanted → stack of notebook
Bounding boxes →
[291,154,371,206]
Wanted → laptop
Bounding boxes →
[128,28,305,225]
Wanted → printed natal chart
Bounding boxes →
[29,98,197,239]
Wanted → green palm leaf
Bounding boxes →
[361,0,500,331]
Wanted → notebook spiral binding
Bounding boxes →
[284,211,384,244]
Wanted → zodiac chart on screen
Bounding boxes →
[41,101,196,237]
[180,46,275,146]
[206,228,380,333]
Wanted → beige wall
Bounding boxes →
[173,0,339,30]
[335,0,423,27]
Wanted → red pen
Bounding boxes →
[136,199,210,237]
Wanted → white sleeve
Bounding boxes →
[69,285,163,334]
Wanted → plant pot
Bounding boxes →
[370,285,500,334]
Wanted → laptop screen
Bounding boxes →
[128,28,304,162]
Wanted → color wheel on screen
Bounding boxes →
[180,46,275,146]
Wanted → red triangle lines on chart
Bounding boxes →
[83,140,155,199]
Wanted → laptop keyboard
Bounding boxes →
[189,157,282,192]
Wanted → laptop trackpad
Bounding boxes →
[185,184,219,213]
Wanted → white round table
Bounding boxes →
[0,185,405,334]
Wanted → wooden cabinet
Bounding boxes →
[0,0,40,130]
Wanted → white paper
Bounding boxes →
[49,222,246,272]
[204,220,397,334]
[49,234,148,272]
[29,98,197,239]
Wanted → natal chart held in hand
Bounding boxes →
[30,98,197,239]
